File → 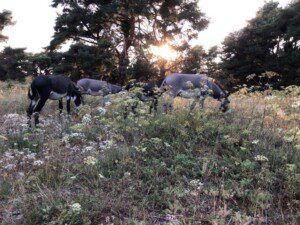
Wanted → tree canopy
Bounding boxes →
[0,47,31,81]
[0,10,13,42]
[221,1,300,89]
[0,12,31,81]
[49,0,209,83]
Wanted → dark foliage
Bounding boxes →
[49,0,209,84]
[0,47,31,81]
[221,1,300,89]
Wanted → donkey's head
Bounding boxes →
[72,85,83,108]
[210,78,230,113]
[219,97,230,112]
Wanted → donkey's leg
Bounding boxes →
[165,95,175,113]
[163,92,174,114]
[66,97,71,114]
[131,101,139,116]
[149,99,155,114]
[27,99,37,127]
[82,94,87,105]
[155,97,159,112]
[149,97,159,114]
[100,95,106,107]
[198,95,206,109]
[58,99,63,114]
[190,97,198,111]
[124,106,129,119]
[33,98,47,126]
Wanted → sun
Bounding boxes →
[150,44,177,60]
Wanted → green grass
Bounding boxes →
[0,83,299,224]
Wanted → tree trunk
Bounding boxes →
[118,17,135,85]
[118,51,128,85]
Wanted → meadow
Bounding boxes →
[0,81,299,224]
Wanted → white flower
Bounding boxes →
[283,136,294,143]
[99,140,114,150]
[164,142,171,147]
[97,107,106,115]
[291,100,300,108]
[84,156,98,165]
[62,134,69,143]
[33,160,44,166]
[4,152,14,159]
[99,173,105,179]
[124,172,131,178]
[82,114,92,125]
[150,137,162,143]
[25,153,36,160]
[264,96,275,100]
[21,123,29,128]
[190,179,204,190]
[70,203,82,212]
[223,135,230,139]
[4,163,16,170]
[184,189,191,194]
[4,113,20,120]
[254,155,269,162]
[70,133,85,138]
[83,146,95,152]
[252,140,259,144]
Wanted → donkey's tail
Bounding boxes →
[28,86,37,100]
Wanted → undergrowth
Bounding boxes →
[0,83,299,224]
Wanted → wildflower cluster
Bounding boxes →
[254,155,269,163]
[84,156,98,165]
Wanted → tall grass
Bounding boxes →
[0,82,299,224]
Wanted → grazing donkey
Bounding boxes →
[77,78,122,106]
[161,73,230,112]
[27,75,83,126]
[125,78,164,114]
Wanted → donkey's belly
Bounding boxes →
[49,91,67,100]
[89,91,102,96]
[178,90,201,98]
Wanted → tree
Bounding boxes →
[29,52,63,76]
[221,1,300,88]
[127,55,158,81]
[0,10,13,42]
[0,47,31,81]
[54,42,118,82]
[0,12,32,81]
[180,45,206,74]
[49,0,209,83]
[276,0,300,85]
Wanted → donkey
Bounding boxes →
[161,73,230,112]
[77,78,122,106]
[27,75,83,126]
[125,78,164,114]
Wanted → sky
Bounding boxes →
[0,0,291,53]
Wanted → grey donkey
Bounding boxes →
[77,78,122,106]
[161,73,230,112]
